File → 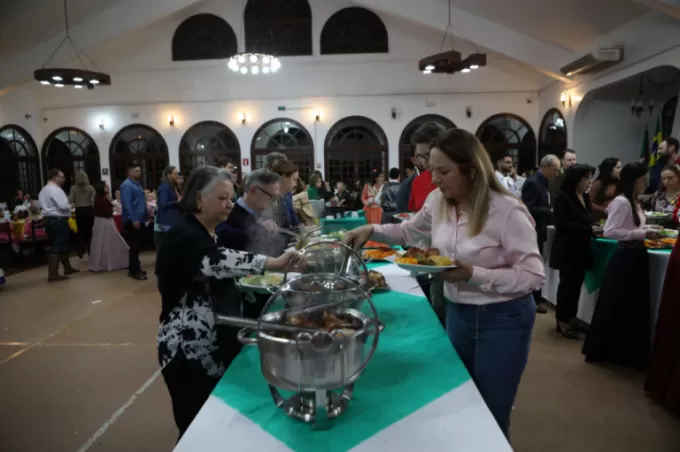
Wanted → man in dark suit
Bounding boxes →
[216,169,283,319]
[521,154,561,313]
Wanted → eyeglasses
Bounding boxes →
[415,152,430,161]
[255,186,276,200]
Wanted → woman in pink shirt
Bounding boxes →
[582,163,660,370]
[344,129,545,437]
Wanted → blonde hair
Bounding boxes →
[74,171,90,186]
[433,129,515,237]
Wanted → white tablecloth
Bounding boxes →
[175,263,511,452]
[542,226,671,331]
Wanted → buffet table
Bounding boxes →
[175,262,511,452]
[542,226,671,331]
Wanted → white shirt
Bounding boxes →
[39,182,71,217]
[495,171,517,195]
[375,178,400,205]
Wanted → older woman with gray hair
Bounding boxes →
[155,166,303,440]
[69,171,95,258]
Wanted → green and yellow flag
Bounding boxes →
[649,116,662,168]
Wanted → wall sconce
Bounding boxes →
[391,107,397,119]
[239,112,247,125]
[313,111,321,122]
[560,92,572,108]
[98,120,105,131]
[168,115,175,127]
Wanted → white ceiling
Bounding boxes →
[447,0,648,52]
[0,0,679,91]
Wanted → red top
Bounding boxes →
[408,170,437,212]
[94,195,114,218]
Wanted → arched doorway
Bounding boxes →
[325,116,388,184]
[0,125,41,201]
[109,124,169,190]
[251,118,314,182]
[398,114,455,175]
[42,127,100,194]
[476,113,536,173]
[538,108,567,159]
[179,121,240,175]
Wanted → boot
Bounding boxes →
[61,254,80,275]
[48,255,68,282]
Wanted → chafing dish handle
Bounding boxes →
[237,328,258,345]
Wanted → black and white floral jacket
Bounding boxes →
[156,214,266,377]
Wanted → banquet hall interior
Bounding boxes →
[1,0,680,451]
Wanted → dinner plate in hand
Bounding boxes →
[396,262,457,273]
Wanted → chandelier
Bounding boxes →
[418,0,486,76]
[34,0,110,89]
[227,53,281,75]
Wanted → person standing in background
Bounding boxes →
[39,169,79,282]
[494,152,516,195]
[590,158,622,221]
[549,149,576,204]
[155,166,181,250]
[648,138,679,193]
[69,171,96,258]
[120,165,148,281]
[376,167,401,223]
[362,169,385,224]
[521,154,561,314]
[403,123,443,213]
[214,155,239,201]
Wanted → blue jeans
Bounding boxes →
[446,294,536,437]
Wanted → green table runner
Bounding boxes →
[320,216,367,233]
[213,288,471,452]
[584,238,672,293]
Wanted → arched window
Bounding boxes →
[109,124,169,190]
[179,121,240,175]
[321,7,388,55]
[0,125,40,201]
[245,0,312,56]
[538,108,567,159]
[172,14,238,61]
[42,127,100,194]
[251,119,314,182]
[476,113,536,173]
[325,116,388,185]
[398,115,455,175]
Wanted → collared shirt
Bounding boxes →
[496,171,517,195]
[38,182,71,217]
[237,197,258,218]
[373,190,545,305]
[120,177,147,224]
[408,170,437,212]
[604,195,648,241]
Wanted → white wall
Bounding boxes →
[538,44,680,166]
[0,88,41,145]
[0,0,545,189]
[40,92,538,188]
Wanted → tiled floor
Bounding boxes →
[0,252,678,452]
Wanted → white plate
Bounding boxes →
[396,263,457,273]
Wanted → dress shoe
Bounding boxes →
[128,272,148,281]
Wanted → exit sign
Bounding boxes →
[277,106,286,111]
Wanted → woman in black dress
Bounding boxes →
[549,164,598,339]
[155,166,303,440]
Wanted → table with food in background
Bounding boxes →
[320,211,367,234]
[175,237,511,452]
[542,224,676,335]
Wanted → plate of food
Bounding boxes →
[363,248,398,261]
[659,228,679,238]
[368,269,390,292]
[394,247,456,273]
[645,211,671,218]
[644,238,675,249]
[394,212,414,222]
[238,272,285,293]
[364,240,390,249]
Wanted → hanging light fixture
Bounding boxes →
[227,53,281,75]
[34,0,110,89]
[228,0,280,76]
[418,0,486,75]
